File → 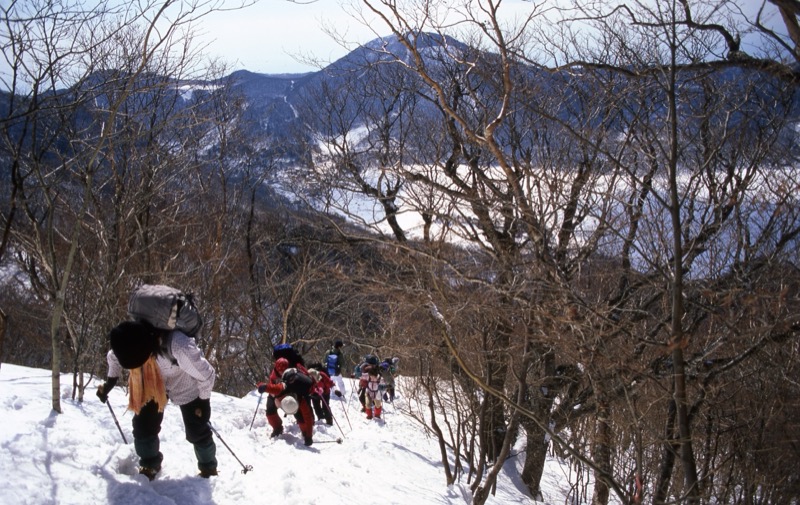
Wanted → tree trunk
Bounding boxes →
[0,309,6,370]
[672,347,699,501]
[519,395,554,500]
[654,399,678,504]
[519,350,557,500]
[592,397,612,505]
[485,328,511,462]
[473,410,521,505]
[666,40,699,503]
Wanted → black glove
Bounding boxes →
[96,377,118,404]
[334,390,343,397]
[257,382,267,394]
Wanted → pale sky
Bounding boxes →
[195,0,783,76]
[194,0,546,75]
[0,0,785,83]
[197,0,383,74]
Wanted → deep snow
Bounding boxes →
[0,363,575,505]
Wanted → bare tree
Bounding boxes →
[298,1,800,503]
[0,0,256,412]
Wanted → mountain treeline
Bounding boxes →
[2,1,800,504]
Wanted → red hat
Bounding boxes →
[275,357,289,374]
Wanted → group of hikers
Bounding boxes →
[94,284,399,481]
[254,340,399,445]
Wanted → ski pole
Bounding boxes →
[348,381,356,405]
[208,422,253,474]
[249,393,263,431]
[335,392,352,430]
[320,395,347,438]
[106,401,128,444]
[380,386,392,414]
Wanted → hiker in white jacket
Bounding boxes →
[96,320,217,480]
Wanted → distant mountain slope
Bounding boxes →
[4,32,796,172]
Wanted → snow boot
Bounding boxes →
[374,406,382,419]
[194,439,217,478]
[366,408,373,420]
[199,468,218,478]
[138,466,160,481]
[304,435,313,446]
[134,435,163,479]
[270,425,284,438]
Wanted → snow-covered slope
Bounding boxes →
[0,363,573,505]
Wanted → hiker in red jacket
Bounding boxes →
[307,362,340,425]
[257,357,316,446]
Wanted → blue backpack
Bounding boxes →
[326,353,339,375]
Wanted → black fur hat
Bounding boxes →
[109,320,159,369]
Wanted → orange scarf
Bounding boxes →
[127,355,167,414]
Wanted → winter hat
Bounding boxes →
[334,340,343,348]
[279,394,299,415]
[275,357,289,375]
[109,320,159,369]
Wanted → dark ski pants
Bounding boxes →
[132,401,164,471]
[310,392,332,423]
[131,399,217,473]
[358,387,366,409]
